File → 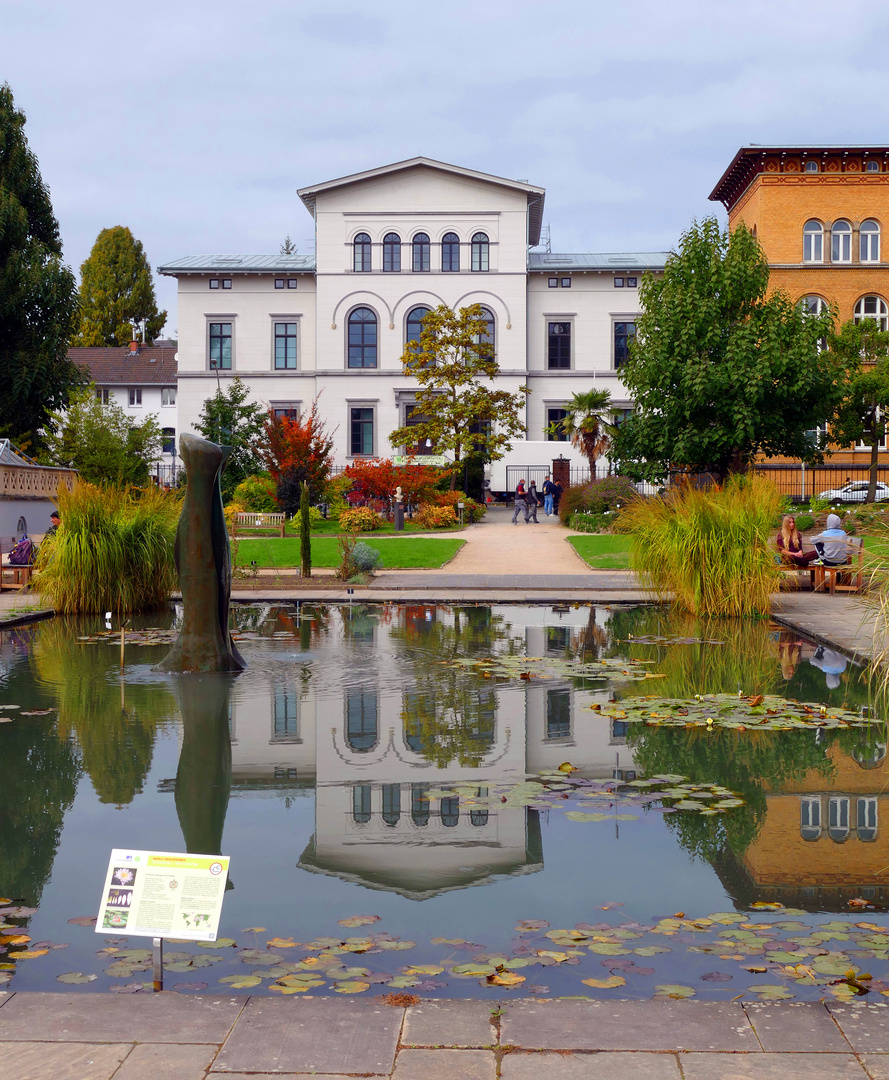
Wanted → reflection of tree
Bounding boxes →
[628,725,836,860]
[0,666,80,904]
[174,676,232,855]
[402,686,496,768]
[33,617,175,805]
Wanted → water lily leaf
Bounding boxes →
[654,984,695,998]
[565,811,612,822]
[241,927,266,933]
[198,938,235,949]
[105,962,146,977]
[266,937,299,948]
[239,950,284,965]
[111,949,151,962]
[277,974,325,988]
[269,984,309,994]
[333,980,370,993]
[56,972,98,984]
[338,915,381,927]
[588,943,632,955]
[582,975,626,988]
[813,959,859,976]
[164,961,198,973]
[11,949,48,959]
[173,981,208,991]
[388,975,423,988]
[634,946,671,956]
[2,935,29,946]
[452,963,496,978]
[402,965,444,976]
[219,975,263,988]
[67,916,97,927]
[747,985,795,1000]
[376,940,416,951]
[515,920,549,932]
[700,971,733,982]
[488,971,526,987]
[108,983,144,993]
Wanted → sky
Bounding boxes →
[5,0,889,336]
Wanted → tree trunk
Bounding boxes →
[868,437,879,503]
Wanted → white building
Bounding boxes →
[159,158,668,489]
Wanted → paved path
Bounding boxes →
[441,505,591,575]
[4,993,889,1078]
[772,591,886,664]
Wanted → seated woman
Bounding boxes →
[777,514,818,567]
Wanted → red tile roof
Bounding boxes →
[68,345,178,386]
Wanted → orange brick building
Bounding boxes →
[709,146,889,497]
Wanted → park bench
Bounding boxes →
[812,535,865,595]
[0,535,34,591]
[230,512,286,538]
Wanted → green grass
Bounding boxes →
[568,534,633,569]
[234,536,465,569]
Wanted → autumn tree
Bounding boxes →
[343,457,439,506]
[0,83,81,448]
[613,219,846,483]
[388,304,528,491]
[75,226,166,346]
[195,378,267,499]
[260,397,334,512]
[827,318,889,502]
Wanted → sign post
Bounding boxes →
[97,849,230,992]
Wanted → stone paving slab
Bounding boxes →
[115,1043,219,1079]
[0,992,243,1044]
[743,1001,851,1052]
[828,1004,889,1053]
[402,1000,496,1047]
[211,997,402,1074]
[500,1050,683,1079]
[500,1000,759,1052]
[391,1048,496,1079]
[0,1041,131,1080]
[679,1052,868,1079]
[861,1055,889,1079]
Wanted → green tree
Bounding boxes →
[613,218,845,483]
[44,386,162,485]
[195,377,267,499]
[280,235,297,254]
[546,388,614,473]
[388,304,528,490]
[75,226,166,346]
[827,318,889,502]
[0,83,81,448]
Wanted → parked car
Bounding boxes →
[817,480,889,503]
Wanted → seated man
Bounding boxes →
[811,514,850,566]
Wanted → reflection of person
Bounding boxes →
[811,514,849,566]
[777,515,817,566]
[809,645,848,689]
[776,632,802,681]
[512,479,528,524]
[527,481,540,523]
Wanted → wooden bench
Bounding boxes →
[813,535,865,595]
[0,537,35,592]
[230,512,286,538]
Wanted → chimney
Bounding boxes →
[128,340,139,354]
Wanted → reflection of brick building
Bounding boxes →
[719,740,889,911]
[710,146,889,497]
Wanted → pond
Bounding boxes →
[1,602,887,1002]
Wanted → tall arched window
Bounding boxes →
[406,306,430,353]
[472,307,495,359]
[440,796,459,827]
[800,796,821,841]
[858,798,878,842]
[828,796,850,842]
[346,688,378,750]
[348,307,378,368]
[353,232,371,272]
[381,784,401,826]
[471,232,489,272]
[411,784,429,827]
[352,785,371,824]
[861,220,881,262]
[441,232,460,272]
[803,220,823,263]
[855,295,889,331]
[412,233,430,272]
[383,233,401,272]
[801,295,829,316]
[832,219,852,262]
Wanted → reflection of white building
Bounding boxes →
[220,605,636,899]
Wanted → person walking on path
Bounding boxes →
[527,480,540,523]
[542,475,555,516]
[512,478,528,523]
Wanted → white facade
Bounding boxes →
[160,158,667,486]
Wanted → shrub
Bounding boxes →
[793,513,814,533]
[432,491,486,522]
[808,496,831,514]
[338,506,381,532]
[617,475,783,617]
[232,474,278,512]
[569,511,614,533]
[559,476,638,523]
[335,532,358,579]
[352,542,381,573]
[324,473,353,514]
[415,505,456,529]
[35,483,180,614]
[289,506,323,530]
[223,501,246,527]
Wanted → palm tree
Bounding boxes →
[548,389,614,475]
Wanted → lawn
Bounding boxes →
[568,534,633,569]
[234,536,465,569]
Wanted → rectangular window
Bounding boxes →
[275,279,285,289]
[274,687,298,737]
[546,689,571,739]
[350,407,374,456]
[287,278,298,289]
[128,388,142,406]
[162,427,176,454]
[222,279,232,289]
[548,277,558,288]
[614,277,625,287]
[209,322,232,369]
[614,321,636,369]
[209,279,219,289]
[96,387,111,405]
[548,322,571,369]
[274,322,298,369]
[626,277,638,288]
[162,387,176,406]
[560,277,571,288]
[271,401,300,419]
[546,407,569,441]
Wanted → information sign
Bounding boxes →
[96,849,230,941]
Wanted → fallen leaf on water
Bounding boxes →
[582,975,626,988]
[487,971,526,987]
[197,938,235,949]
[337,916,381,928]
[12,949,49,959]
[266,937,299,949]
[333,980,370,994]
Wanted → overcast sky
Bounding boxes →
[6,0,889,335]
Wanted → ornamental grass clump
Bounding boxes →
[35,482,180,614]
[619,476,782,617]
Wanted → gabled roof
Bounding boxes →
[528,252,669,271]
[68,346,178,386]
[298,156,546,246]
[158,254,315,275]
[709,144,889,211]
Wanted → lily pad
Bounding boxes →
[582,975,626,988]
[56,972,98,984]
[337,915,381,928]
[654,984,696,998]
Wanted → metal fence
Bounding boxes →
[752,463,889,502]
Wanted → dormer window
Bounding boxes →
[805,160,819,173]
[867,160,881,173]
